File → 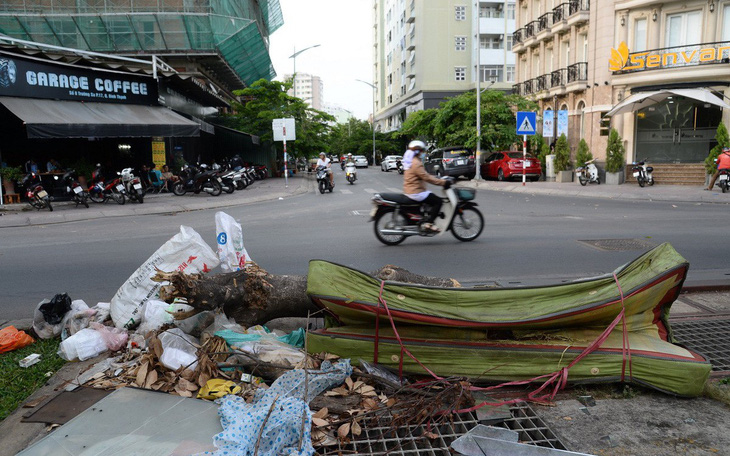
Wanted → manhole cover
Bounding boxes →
[577,238,656,251]
[671,318,730,373]
[318,401,567,455]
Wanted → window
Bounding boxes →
[506,64,515,82]
[480,36,503,49]
[506,34,513,49]
[666,11,701,47]
[455,36,467,51]
[632,18,647,52]
[455,66,466,81]
[480,6,504,18]
[724,6,730,41]
[408,78,416,91]
[577,101,585,139]
[507,3,516,20]
[480,65,503,82]
[455,5,466,21]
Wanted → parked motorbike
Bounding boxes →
[88,174,126,205]
[22,172,52,211]
[576,158,600,186]
[214,168,236,194]
[370,179,484,245]
[345,162,357,184]
[716,168,730,193]
[396,158,404,174]
[60,169,89,208]
[121,168,145,203]
[316,165,335,194]
[632,159,654,187]
[173,165,222,196]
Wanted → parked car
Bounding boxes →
[481,151,542,182]
[423,146,475,179]
[380,155,403,172]
[353,155,369,168]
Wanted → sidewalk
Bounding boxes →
[0,173,312,228]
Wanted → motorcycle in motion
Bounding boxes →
[370,179,484,245]
[173,164,222,196]
[22,172,53,211]
[60,170,89,208]
[632,159,655,187]
[576,158,600,186]
[715,168,730,193]
[121,168,145,203]
[396,158,404,174]
[345,161,357,184]
[316,165,335,193]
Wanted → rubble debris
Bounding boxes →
[451,424,596,456]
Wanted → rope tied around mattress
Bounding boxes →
[374,273,633,411]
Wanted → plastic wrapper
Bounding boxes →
[215,211,252,272]
[0,326,35,354]
[91,302,111,324]
[136,300,174,335]
[58,328,108,361]
[32,298,65,339]
[61,300,97,340]
[159,328,199,371]
[90,322,128,351]
[174,311,214,338]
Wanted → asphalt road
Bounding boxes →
[0,166,726,321]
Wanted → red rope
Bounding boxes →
[375,273,633,412]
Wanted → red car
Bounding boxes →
[481,151,542,182]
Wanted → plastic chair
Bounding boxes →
[148,170,166,193]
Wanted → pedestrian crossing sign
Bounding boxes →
[516,111,537,135]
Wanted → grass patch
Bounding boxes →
[0,337,66,421]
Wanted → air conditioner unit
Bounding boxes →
[500,34,505,40]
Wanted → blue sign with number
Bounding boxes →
[516,111,537,135]
[217,233,227,245]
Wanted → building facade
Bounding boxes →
[323,103,355,124]
[284,73,324,111]
[373,0,516,133]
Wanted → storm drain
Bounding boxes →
[671,318,730,373]
[577,238,657,251]
[318,401,567,455]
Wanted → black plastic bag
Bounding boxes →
[39,293,72,325]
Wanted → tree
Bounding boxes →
[223,79,335,160]
[329,118,401,162]
[553,134,571,172]
[574,138,593,168]
[705,122,730,174]
[605,128,625,173]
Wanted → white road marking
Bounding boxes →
[386,187,401,193]
[364,188,378,194]
[340,189,353,194]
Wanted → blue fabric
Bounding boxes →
[215,328,306,348]
[202,359,352,456]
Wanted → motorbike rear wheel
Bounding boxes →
[111,190,125,205]
[579,172,588,186]
[373,209,407,246]
[223,183,235,194]
[318,180,326,194]
[638,177,645,187]
[89,191,105,203]
[173,182,186,196]
[136,190,144,203]
[235,180,246,190]
[648,178,654,186]
[203,180,222,196]
[44,197,53,212]
[450,207,484,242]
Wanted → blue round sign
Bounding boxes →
[217,233,227,245]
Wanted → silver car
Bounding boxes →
[380,155,403,172]
[354,155,369,168]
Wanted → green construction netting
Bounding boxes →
[0,0,280,84]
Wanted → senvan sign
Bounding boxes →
[609,41,730,74]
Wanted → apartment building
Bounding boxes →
[284,73,324,110]
[323,103,355,124]
[374,0,516,133]
[513,0,730,169]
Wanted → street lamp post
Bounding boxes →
[356,79,377,166]
[288,44,321,98]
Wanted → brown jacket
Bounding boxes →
[403,155,444,195]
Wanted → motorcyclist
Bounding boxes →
[345,153,355,166]
[403,140,450,232]
[706,147,730,190]
[316,152,334,187]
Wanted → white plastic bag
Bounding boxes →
[90,322,128,351]
[61,300,97,340]
[58,328,108,361]
[110,226,219,328]
[215,211,252,272]
[159,328,199,371]
[136,300,174,335]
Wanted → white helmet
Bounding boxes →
[319,152,326,157]
[347,153,353,157]
[408,140,426,150]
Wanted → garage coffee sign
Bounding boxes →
[0,52,157,104]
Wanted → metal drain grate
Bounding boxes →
[318,401,566,455]
[671,318,730,372]
[577,238,657,251]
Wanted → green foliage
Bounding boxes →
[225,79,335,159]
[705,122,730,174]
[553,134,571,172]
[539,141,551,172]
[69,158,94,178]
[0,166,24,181]
[605,128,625,173]
[574,138,593,167]
[397,89,537,152]
[0,338,66,421]
[528,133,544,157]
[329,118,400,163]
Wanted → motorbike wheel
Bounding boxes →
[30,198,44,210]
[648,178,654,186]
[450,207,484,242]
[205,181,222,196]
[579,174,588,186]
[722,183,727,193]
[89,192,105,203]
[223,184,235,194]
[80,193,89,208]
[173,182,186,196]
[638,176,645,188]
[236,181,246,190]
[111,191,126,205]
[136,190,144,203]
[373,209,407,246]
[398,168,403,175]
[318,181,326,194]
[45,197,53,212]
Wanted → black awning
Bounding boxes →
[0,97,200,139]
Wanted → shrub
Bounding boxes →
[539,141,551,172]
[554,134,570,172]
[705,122,730,174]
[605,128,625,173]
[574,139,593,168]
[0,166,24,182]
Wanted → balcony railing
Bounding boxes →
[551,68,567,87]
[552,3,570,22]
[524,79,533,94]
[569,0,590,16]
[512,83,524,96]
[534,75,546,92]
[537,12,553,32]
[567,62,588,82]
[524,21,537,38]
[514,28,523,45]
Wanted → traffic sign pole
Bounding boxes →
[283,126,288,188]
[523,135,527,186]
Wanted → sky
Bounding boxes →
[268,0,374,120]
